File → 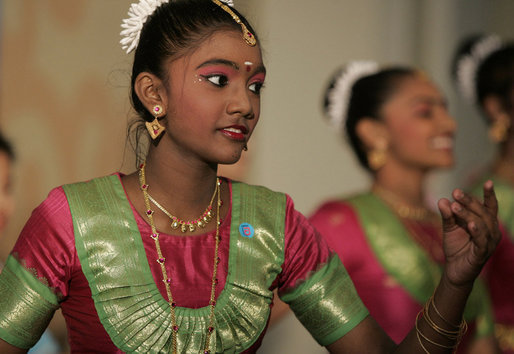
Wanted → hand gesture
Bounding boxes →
[437,180,501,288]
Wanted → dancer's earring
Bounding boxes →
[243,144,248,151]
[146,105,166,140]
[368,140,388,171]
[489,113,511,143]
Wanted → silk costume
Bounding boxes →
[0,174,368,353]
[309,192,495,352]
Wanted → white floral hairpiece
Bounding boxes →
[120,0,170,54]
[456,34,503,103]
[120,0,235,54]
[326,61,379,130]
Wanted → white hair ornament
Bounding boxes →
[456,35,503,103]
[120,0,235,54]
[326,61,379,130]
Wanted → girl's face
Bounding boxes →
[161,30,265,165]
[380,74,457,171]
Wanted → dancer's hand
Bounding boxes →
[437,180,501,288]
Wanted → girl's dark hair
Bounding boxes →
[452,34,514,114]
[323,66,416,171]
[127,0,259,164]
[0,131,14,161]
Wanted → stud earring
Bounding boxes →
[146,104,165,140]
[243,144,248,151]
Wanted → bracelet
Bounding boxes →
[415,296,468,353]
[424,298,468,340]
[429,295,463,329]
[416,312,459,349]
[415,324,431,354]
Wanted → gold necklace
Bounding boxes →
[139,162,221,354]
[146,184,217,233]
[372,184,436,222]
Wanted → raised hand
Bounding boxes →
[437,180,501,288]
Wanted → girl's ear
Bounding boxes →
[482,95,506,123]
[356,118,390,151]
[134,72,168,114]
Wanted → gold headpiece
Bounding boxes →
[211,0,257,47]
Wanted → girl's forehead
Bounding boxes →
[187,30,263,65]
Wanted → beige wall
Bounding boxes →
[1,1,514,352]
[1,0,134,255]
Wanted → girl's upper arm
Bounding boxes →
[326,315,395,354]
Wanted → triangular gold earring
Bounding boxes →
[146,105,165,140]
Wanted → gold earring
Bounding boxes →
[146,105,165,140]
[489,114,511,143]
[368,141,388,171]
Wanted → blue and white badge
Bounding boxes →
[239,223,255,238]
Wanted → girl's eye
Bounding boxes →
[249,82,264,94]
[204,74,229,87]
[415,107,433,119]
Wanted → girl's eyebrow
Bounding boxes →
[409,96,447,107]
[196,59,239,70]
[196,59,266,75]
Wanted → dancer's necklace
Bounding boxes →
[139,162,221,354]
[146,183,217,233]
[372,184,437,222]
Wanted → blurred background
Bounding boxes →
[1,0,514,352]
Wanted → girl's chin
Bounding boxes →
[215,151,244,166]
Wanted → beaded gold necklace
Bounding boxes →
[372,185,437,222]
[147,186,217,233]
[138,162,221,354]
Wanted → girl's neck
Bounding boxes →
[143,145,220,215]
[373,161,427,208]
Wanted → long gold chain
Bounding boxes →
[139,162,221,354]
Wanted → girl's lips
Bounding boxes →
[220,125,247,141]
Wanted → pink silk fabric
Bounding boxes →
[309,200,426,343]
[11,174,332,353]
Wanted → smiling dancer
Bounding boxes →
[310,63,498,353]
[0,1,502,353]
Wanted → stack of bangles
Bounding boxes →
[415,295,468,353]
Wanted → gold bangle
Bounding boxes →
[416,311,459,350]
[416,330,431,354]
[415,311,431,354]
[429,295,463,329]
[424,298,468,339]
[423,301,467,339]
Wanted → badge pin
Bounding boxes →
[239,223,255,238]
